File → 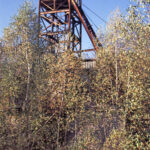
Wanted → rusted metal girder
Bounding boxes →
[38,0,101,58]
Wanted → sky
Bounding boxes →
[0,0,131,52]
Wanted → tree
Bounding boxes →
[0,1,40,149]
[98,1,150,149]
[0,0,149,149]
[1,1,39,112]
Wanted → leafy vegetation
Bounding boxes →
[0,0,149,149]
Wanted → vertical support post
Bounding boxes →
[67,0,71,50]
[54,0,56,9]
[79,0,82,56]
[68,0,71,30]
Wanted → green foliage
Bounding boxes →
[0,0,150,149]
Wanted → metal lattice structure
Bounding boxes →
[39,0,101,56]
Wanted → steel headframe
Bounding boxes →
[39,0,101,55]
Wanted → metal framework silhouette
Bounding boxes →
[38,0,101,58]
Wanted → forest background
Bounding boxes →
[0,0,150,149]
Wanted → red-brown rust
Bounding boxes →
[39,0,101,59]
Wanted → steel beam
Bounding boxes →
[39,0,101,60]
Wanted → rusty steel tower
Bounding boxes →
[38,0,101,56]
